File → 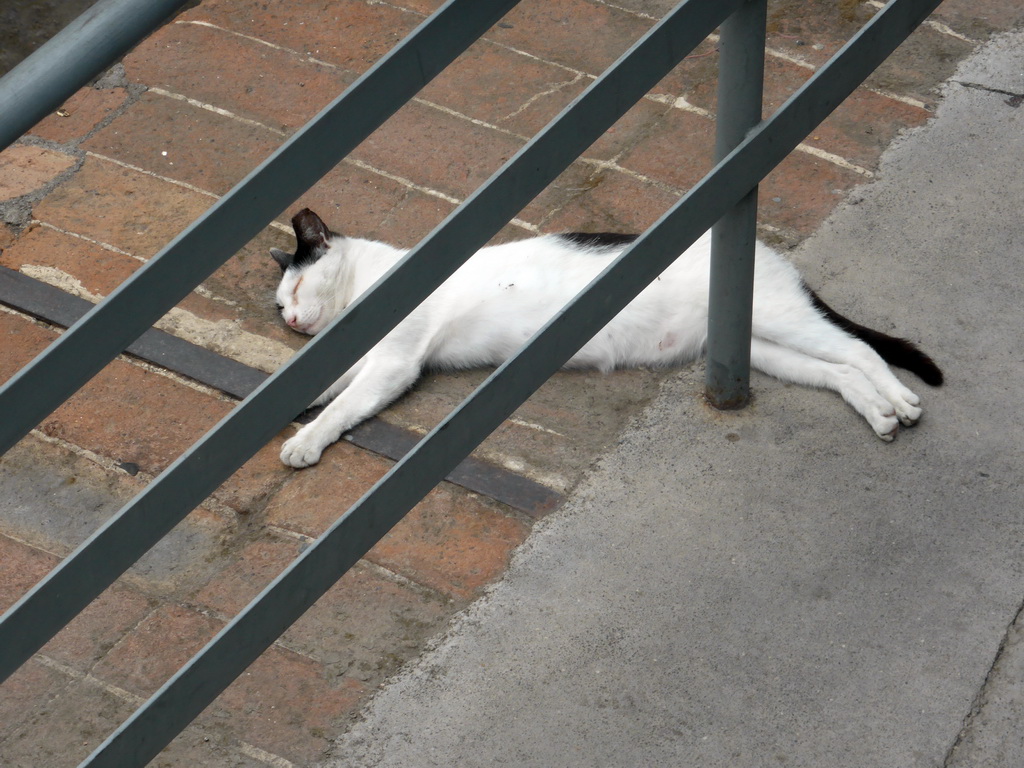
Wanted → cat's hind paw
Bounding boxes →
[281,432,326,468]
[870,409,900,442]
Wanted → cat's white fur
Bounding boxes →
[274,210,933,468]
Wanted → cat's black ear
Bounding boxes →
[270,247,293,271]
[292,208,332,251]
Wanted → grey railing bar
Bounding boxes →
[705,0,767,408]
[0,0,743,691]
[0,0,193,153]
[80,0,941,763]
[0,0,521,459]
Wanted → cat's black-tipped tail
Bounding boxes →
[807,287,944,386]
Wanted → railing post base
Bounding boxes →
[705,0,767,410]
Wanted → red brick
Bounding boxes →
[614,107,715,192]
[668,54,931,173]
[366,482,530,599]
[0,144,77,200]
[29,86,129,145]
[264,442,530,599]
[91,603,223,696]
[490,0,652,75]
[0,676,137,767]
[217,438,295,515]
[0,534,58,612]
[124,22,353,134]
[41,587,156,673]
[935,0,1024,37]
[190,531,305,616]
[543,165,684,234]
[32,155,213,258]
[0,222,303,375]
[867,25,974,110]
[759,150,864,239]
[420,39,588,136]
[192,536,452,679]
[284,562,453,681]
[811,89,930,171]
[1,223,140,297]
[352,100,524,201]
[41,357,232,476]
[182,0,422,74]
[764,0,878,69]
[0,312,60,388]
[83,91,283,196]
[583,97,676,164]
[209,645,366,763]
[0,659,72,743]
[280,159,430,243]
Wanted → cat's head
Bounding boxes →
[271,208,341,335]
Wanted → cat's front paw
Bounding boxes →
[281,430,327,468]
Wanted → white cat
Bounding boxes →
[272,209,941,469]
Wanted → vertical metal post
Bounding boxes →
[705,0,767,408]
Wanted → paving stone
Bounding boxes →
[614,106,716,192]
[207,645,367,763]
[279,159,452,247]
[185,0,422,72]
[32,155,213,258]
[760,150,865,240]
[867,25,976,109]
[364,482,531,600]
[124,21,353,133]
[808,89,931,171]
[91,603,224,697]
[41,587,157,674]
[0,677,138,768]
[0,222,304,372]
[419,39,588,136]
[378,365,666,493]
[263,440,530,599]
[41,357,231,475]
[3,2,1020,766]
[350,99,525,201]
[935,0,1024,37]
[28,86,130,146]
[0,660,72,755]
[191,534,453,680]
[0,144,78,200]
[583,97,676,164]
[155,723,274,768]
[83,91,284,197]
[1,221,139,296]
[0,435,243,600]
[488,0,653,76]
[0,533,58,613]
[764,0,880,69]
[543,164,686,233]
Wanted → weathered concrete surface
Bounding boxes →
[325,29,1024,768]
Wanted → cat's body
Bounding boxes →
[272,209,941,469]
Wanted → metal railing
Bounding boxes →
[0,0,943,764]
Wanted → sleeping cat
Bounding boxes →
[271,208,941,469]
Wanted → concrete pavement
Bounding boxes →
[325,29,1024,768]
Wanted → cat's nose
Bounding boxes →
[285,314,299,328]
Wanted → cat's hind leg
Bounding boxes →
[753,305,923,428]
[750,338,902,440]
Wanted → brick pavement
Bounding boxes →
[1,1,1021,765]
